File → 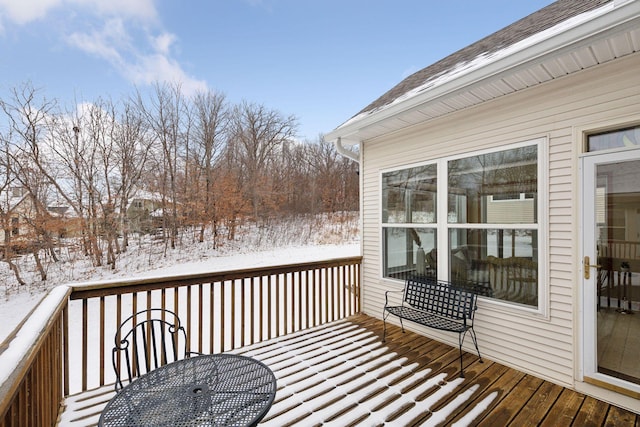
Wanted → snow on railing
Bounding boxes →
[0,286,70,427]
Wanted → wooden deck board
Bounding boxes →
[572,396,610,426]
[58,313,639,427]
[508,379,564,425]
[539,388,586,426]
[604,405,639,425]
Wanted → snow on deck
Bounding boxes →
[237,318,495,426]
[58,316,493,427]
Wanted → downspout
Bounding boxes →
[333,137,359,164]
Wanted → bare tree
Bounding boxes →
[113,99,152,249]
[229,101,297,219]
[0,134,27,286]
[0,82,359,285]
[87,99,124,268]
[137,82,187,250]
[191,90,228,243]
[0,82,61,280]
[308,138,358,213]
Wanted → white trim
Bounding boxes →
[574,116,640,383]
[580,146,640,395]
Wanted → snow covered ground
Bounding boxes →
[0,214,360,344]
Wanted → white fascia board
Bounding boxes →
[325,1,640,143]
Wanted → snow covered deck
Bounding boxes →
[58,313,638,426]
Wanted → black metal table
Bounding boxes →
[98,354,277,427]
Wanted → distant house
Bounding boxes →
[124,190,177,233]
[124,190,158,233]
[327,0,640,413]
[0,187,32,247]
[0,186,80,251]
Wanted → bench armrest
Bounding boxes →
[384,289,405,307]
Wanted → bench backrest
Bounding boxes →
[404,276,477,321]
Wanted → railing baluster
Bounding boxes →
[186,285,192,352]
[335,266,340,320]
[305,270,310,330]
[173,287,179,326]
[275,274,280,338]
[231,280,236,350]
[267,275,272,340]
[220,282,226,353]
[284,273,289,335]
[342,265,347,318]
[198,284,203,354]
[241,278,246,348]
[258,276,264,343]
[63,303,69,397]
[99,297,105,386]
[297,271,303,331]
[82,299,88,391]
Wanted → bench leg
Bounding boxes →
[458,328,483,378]
[457,334,466,378]
[382,310,404,343]
[468,327,483,362]
[382,312,387,343]
[382,309,390,342]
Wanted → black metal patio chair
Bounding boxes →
[112,308,199,391]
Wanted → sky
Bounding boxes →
[0,0,555,142]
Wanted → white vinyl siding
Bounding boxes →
[360,52,640,388]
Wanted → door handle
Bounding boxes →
[584,256,602,280]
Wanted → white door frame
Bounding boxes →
[580,148,640,394]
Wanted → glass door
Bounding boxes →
[582,142,640,393]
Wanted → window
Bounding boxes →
[382,164,437,281]
[11,187,24,198]
[11,217,19,236]
[587,125,639,152]
[382,141,542,309]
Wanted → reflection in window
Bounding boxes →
[448,146,537,224]
[588,126,640,152]
[383,228,436,281]
[449,229,538,307]
[382,164,437,224]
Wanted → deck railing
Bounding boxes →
[0,256,361,426]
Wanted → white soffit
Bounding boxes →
[326,1,640,144]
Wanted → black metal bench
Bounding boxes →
[382,275,486,377]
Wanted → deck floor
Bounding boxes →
[59,314,639,426]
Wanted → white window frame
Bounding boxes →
[381,137,548,316]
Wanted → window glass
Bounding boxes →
[448,146,537,224]
[588,126,640,152]
[449,228,538,307]
[382,164,437,223]
[383,228,436,281]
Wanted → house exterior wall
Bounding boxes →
[360,52,640,405]
[0,196,35,246]
[126,198,160,233]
